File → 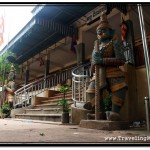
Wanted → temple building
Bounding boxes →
[0,3,150,129]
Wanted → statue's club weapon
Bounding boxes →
[95,40,100,120]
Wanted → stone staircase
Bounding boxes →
[15,89,73,123]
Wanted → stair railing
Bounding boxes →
[72,62,91,108]
[14,67,73,108]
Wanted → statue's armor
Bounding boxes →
[86,40,127,113]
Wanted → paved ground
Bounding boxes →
[0,118,150,145]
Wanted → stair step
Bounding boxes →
[54,90,72,96]
[15,114,71,122]
[16,114,62,117]
[15,114,62,122]
[45,93,72,100]
[25,108,62,114]
[42,97,73,103]
[14,118,62,125]
[25,108,41,110]
[42,92,82,102]
[34,103,61,109]
[34,102,73,109]
[43,108,61,111]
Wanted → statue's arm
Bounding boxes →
[91,47,103,73]
[92,40,126,67]
[4,82,15,94]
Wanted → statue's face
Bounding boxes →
[97,28,111,42]
[8,76,12,81]
[8,72,14,81]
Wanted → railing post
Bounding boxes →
[65,70,67,82]
[44,76,47,89]
[32,84,33,96]
[23,86,26,107]
[73,77,76,107]
[144,97,150,131]
[138,4,150,113]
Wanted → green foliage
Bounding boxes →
[59,85,69,94]
[57,99,70,112]
[103,93,112,112]
[0,102,11,114]
[0,50,19,84]
[57,85,70,112]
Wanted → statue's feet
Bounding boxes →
[87,112,106,120]
[108,111,120,121]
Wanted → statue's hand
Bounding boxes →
[92,50,103,65]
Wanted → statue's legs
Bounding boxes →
[112,87,126,113]
[7,94,14,108]
[108,77,127,121]
[85,66,107,110]
[8,101,13,109]
[85,79,106,119]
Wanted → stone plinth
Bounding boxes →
[71,104,93,124]
[79,120,129,130]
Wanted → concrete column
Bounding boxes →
[44,53,50,88]
[25,62,29,85]
[44,53,50,77]
[76,43,85,65]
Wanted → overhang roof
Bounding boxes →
[1,4,99,65]
[11,17,78,64]
[32,4,99,24]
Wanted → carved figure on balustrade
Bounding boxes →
[3,65,16,108]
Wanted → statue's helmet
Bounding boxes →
[96,13,112,32]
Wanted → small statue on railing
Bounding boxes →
[85,13,128,121]
[3,65,16,109]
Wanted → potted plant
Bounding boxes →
[57,85,70,123]
[0,102,11,119]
